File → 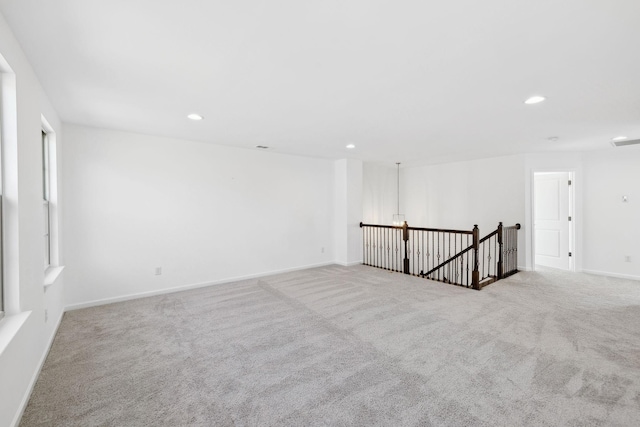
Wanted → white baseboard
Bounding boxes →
[65,261,336,311]
[335,260,363,267]
[581,269,640,282]
[11,311,64,427]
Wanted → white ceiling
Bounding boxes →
[1,0,639,165]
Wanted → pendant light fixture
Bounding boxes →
[392,162,405,226]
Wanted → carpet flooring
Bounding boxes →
[20,265,640,426]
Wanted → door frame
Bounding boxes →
[531,170,576,272]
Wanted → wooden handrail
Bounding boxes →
[421,244,473,277]
[360,222,473,235]
[359,223,398,229]
[479,229,498,244]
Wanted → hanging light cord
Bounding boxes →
[396,162,400,215]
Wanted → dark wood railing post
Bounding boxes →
[359,222,365,266]
[402,221,410,274]
[497,222,504,280]
[472,224,480,290]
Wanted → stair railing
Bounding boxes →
[360,221,520,290]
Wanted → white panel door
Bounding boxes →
[534,172,570,270]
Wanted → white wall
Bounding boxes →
[0,11,65,427]
[363,156,527,267]
[402,155,526,234]
[362,163,397,224]
[62,125,335,308]
[346,160,363,264]
[334,159,363,265]
[582,146,640,279]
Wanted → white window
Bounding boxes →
[41,116,62,287]
[42,130,50,268]
[0,54,17,319]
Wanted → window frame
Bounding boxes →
[0,55,17,318]
[41,115,63,288]
[0,78,4,319]
[0,109,3,320]
[42,130,51,269]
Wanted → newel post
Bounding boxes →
[497,222,504,280]
[472,224,480,290]
[402,221,410,274]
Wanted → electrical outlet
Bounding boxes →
[155,267,162,275]
[44,309,48,323]
[625,256,631,262]
[321,247,325,253]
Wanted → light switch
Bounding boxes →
[622,195,628,202]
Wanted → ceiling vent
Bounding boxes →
[611,139,640,147]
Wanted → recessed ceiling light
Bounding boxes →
[346,144,356,149]
[187,113,203,120]
[611,136,628,142]
[548,136,559,142]
[524,96,546,105]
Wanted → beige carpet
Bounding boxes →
[20,265,640,426]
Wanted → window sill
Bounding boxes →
[0,311,31,357]
[44,265,65,289]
